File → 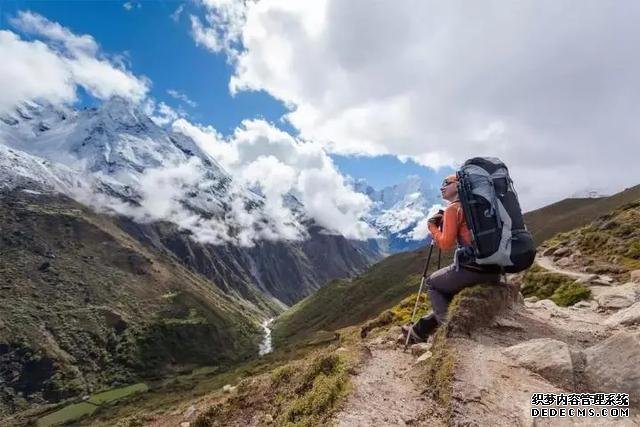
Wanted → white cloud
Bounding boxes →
[193,0,640,210]
[0,31,77,114]
[123,2,133,11]
[142,100,183,126]
[189,0,251,55]
[0,11,148,114]
[167,89,197,107]
[171,4,185,22]
[173,117,377,239]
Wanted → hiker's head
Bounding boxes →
[440,174,458,201]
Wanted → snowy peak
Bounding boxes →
[353,175,441,252]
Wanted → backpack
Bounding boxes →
[456,157,536,273]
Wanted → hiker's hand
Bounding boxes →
[428,211,444,227]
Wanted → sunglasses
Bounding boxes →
[441,180,456,187]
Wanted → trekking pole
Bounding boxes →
[404,242,434,352]
[437,247,442,270]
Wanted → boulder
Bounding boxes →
[524,296,539,303]
[445,283,521,336]
[595,282,639,310]
[410,342,432,356]
[542,246,557,256]
[591,275,615,286]
[575,274,599,285]
[630,270,640,283]
[556,257,573,267]
[222,384,236,393]
[502,338,574,388]
[553,247,571,258]
[604,302,640,327]
[583,331,640,405]
[533,299,557,309]
[573,300,592,308]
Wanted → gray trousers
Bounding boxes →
[426,263,500,324]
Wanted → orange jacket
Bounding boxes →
[427,201,472,251]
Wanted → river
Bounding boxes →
[258,318,275,356]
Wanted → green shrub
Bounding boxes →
[550,283,591,307]
[626,239,640,259]
[522,264,590,306]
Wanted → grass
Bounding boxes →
[34,383,149,427]
[521,264,591,306]
[272,247,451,346]
[87,383,149,405]
[524,184,640,245]
[192,349,352,427]
[36,402,98,427]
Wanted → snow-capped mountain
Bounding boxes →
[0,97,383,306]
[354,176,441,253]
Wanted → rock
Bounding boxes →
[414,351,433,364]
[575,274,599,285]
[524,296,539,303]
[335,347,348,353]
[595,282,639,310]
[604,302,640,326]
[584,331,640,405]
[184,405,196,419]
[591,275,615,286]
[553,247,571,258]
[180,423,190,427]
[533,299,557,309]
[222,384,236,393]
[556,257,573,267]
[630,270,640,283]
[542,246,557,256]
[573,300,591,308]
[503,338,574,388]
[492,317,524,330]
[263,414,274,423]
[410,342,431,356]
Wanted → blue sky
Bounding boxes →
[0,0,447,191]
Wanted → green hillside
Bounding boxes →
[524,184,640,245]
[0,189,269,418]
[272,245,454,346]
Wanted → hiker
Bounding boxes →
[402,174,501,343]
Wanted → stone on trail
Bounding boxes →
[595,282,640,310]
[542,246,557,256]
[591,275,615,286]
[630,270,640,283]
[573,300,592,308]
[524,296,539,303]
[410,342,431,356]
[604,302,640,327]
[553,247,571,258]
[502,338,574,388]
[222,384,236,393]
[583,331,640,405]
[414,351,433,364]
[575,274,599,285]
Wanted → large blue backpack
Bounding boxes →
[457,157,536,273]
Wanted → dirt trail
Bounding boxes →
[336,257,640,426]
[536,255,595,280]
[334,343,446,427]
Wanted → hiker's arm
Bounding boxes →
[428,207,457,250]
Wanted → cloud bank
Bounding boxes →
[173,117,377,239]
[192,0,640,209]
[0,11,148,114]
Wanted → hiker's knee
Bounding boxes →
[427,265,454,291]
